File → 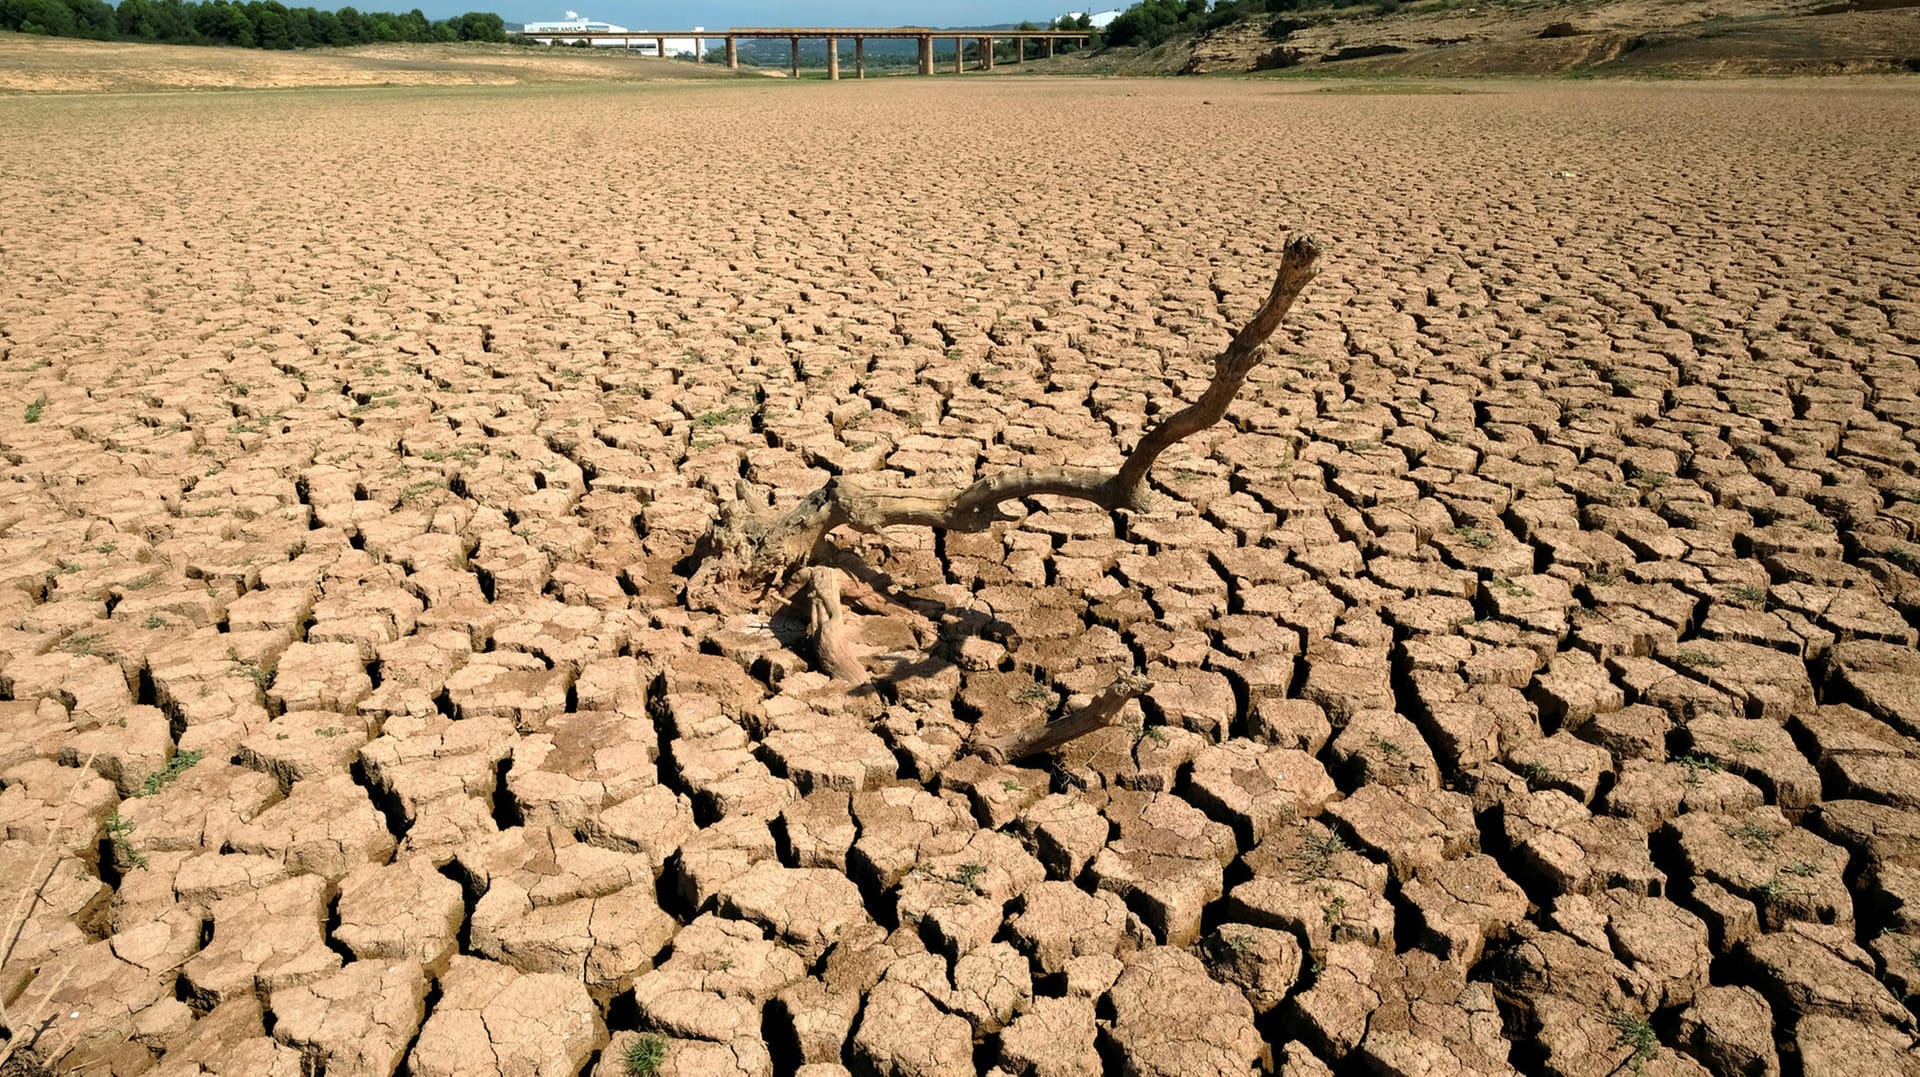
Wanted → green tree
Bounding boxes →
[3,0,80,34]
[64,0,116,36]
[455,10,502,40]
[114,0,158,36]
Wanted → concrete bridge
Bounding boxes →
[519,27,1094,78]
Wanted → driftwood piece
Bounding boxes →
[970,671,1152,765]
[685,233,1324,614]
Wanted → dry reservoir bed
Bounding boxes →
[1,76,1919,1076]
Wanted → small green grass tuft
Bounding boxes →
[1321,895,1347,925]
[137,749,204,798]
[1609,1011,1658,1074]
[692,406,746,429]
[1672,754,1721,786]
[24,394,47,424]
[1296,831,1348,881]
[622,1033,668,1076]
[106,813,147,870]
[1728,820,1778,852]
[950,861,987,893]
[1451,525,1496,550]
[1216,930,1256,956]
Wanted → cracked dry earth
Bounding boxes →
[2,74,1920,1077]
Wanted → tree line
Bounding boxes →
[0,0,506,48]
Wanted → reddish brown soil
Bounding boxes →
[2,76,1919,1075]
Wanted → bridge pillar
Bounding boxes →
[953,37,962,73]
[790,36,799,78]
[855,37,864,78]
[726,36,737,68]
[917,35,931,74]
[1047,36,1055,58]
[1013,36,1023,63]
[694,36,701,62]
[828,36,839,79]
[654,36,664,58]
[983,36,993,70]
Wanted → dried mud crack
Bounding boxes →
[2,76,1920,1077]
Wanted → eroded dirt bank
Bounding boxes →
[1,77,1919,1075]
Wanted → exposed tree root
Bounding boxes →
[797,566,870,687]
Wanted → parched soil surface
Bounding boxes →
[3,75,1920,1076]
[0,34,747,94]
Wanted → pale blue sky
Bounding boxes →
[465,2,1103,29]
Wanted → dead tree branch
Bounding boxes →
[685,233,1323,617]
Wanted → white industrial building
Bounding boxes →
[519,13,706,54]
[1057,9,1123,28]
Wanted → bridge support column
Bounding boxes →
[983,37,993,70]
[855,37,864,78]
[725,37,737,68]
[694,36,701,62]
[790,36,799,78]
[917,35,931,74]
[1014,36,1023,63]
[654,36,664,57]
[827,36,838,79]
[1047,36,1055,58]
[953,37,962,73]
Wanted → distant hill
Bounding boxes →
[1032,0,1920,77]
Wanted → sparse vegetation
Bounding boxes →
[1296,831,1348,881]
[136,749,203,797]
[950,862,987,893]
[105,813,147,870]
[1321,894,1347,925]
[1609,1011,1658,1074]
[1451,525,1497,550]
[1215,930,1257,956]
[622,1033,668,1077]
[1674,754,1721,786]
[1728,820,1778,852]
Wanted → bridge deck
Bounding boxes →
[516,28,1093,40]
